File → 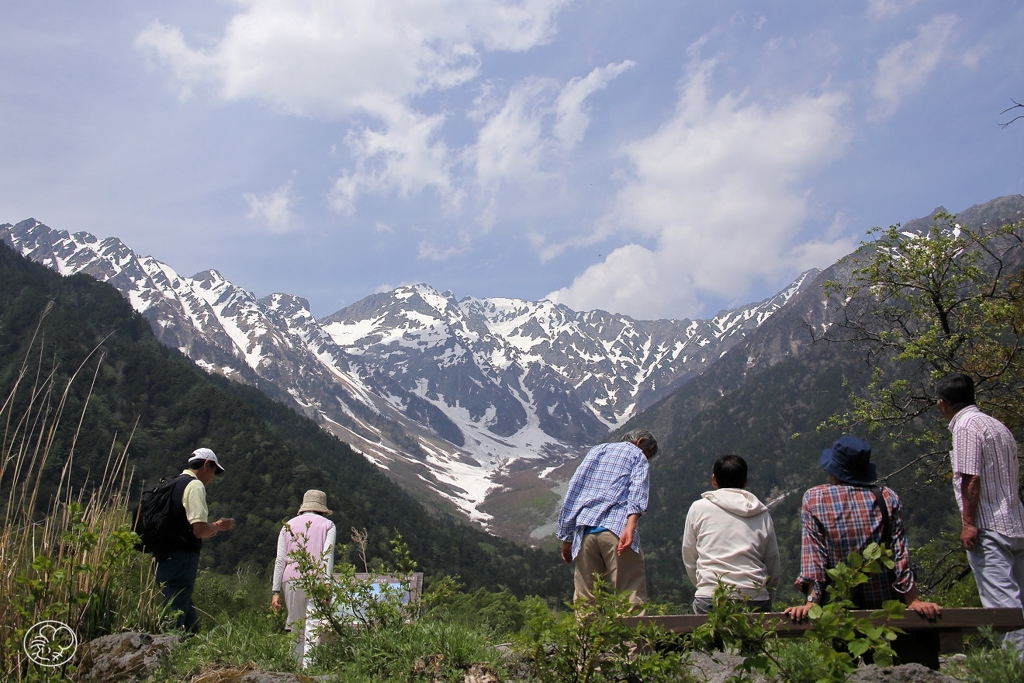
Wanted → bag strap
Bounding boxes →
[869,484,900,604]
[870,485,892,546]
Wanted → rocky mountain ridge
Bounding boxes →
[0,218,815,533]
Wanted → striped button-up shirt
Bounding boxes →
[950,405,1024,538]
[557,441,650,560]
[796,484,915,608]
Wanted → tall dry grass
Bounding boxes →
[0,303,164,680]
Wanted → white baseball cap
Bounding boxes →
[188,447,225,473]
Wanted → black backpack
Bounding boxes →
[133,474,191,553]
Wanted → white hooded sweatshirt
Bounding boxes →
[682,488,781,600]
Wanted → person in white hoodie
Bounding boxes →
[682,455,780,614]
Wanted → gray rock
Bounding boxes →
[848,662,961,683]
[73,632,178,682]
[684,652,772,683]
[186,666,321,682]
[682,652,962,683]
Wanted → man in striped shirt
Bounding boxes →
[937,373,1024,652]
[557,429,658,605]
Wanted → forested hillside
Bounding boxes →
[0,242,570,600]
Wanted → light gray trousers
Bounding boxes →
[283,582,322,668]
[968,528,1024,653]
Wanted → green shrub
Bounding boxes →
[424,586,541,639]
[692,543,907,682]
[310,619,500,682]
[2,327,164,681]
[524,579,692,683]
[151,609,297,681]
[191,567,273,632]
[279,529,505,680]
[944,627,1024,683]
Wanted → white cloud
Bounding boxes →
[328,105,455,214]
[547,61,855,320]
[554,61,635,148]
[471,77,557,190]
[959,44,987,71]
[134,22,218,100]
[469,61,634,193]
[866,0,920,21]
[418,237,470,261]
[137,1,567,116]
[871,14,958,120]
[244,181,297,233]
[137,0,569,210]
[549,243,685,318]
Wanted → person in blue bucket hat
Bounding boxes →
[820,435,876,485]
[786,436,941,667]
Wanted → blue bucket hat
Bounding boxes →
[820,436,876,485]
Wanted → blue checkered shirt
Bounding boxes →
[557,441,650,559]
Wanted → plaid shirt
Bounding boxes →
[557,441,649,559]
[796,484,915,608]
[950,406,1024,538]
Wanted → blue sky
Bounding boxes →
[2,1,1022,320]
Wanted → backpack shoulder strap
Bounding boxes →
[870,485,892,546]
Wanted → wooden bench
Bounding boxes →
[626,607,1024,665]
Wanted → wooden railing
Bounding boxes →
[627,607,1023,638]
[626,607,1024,664]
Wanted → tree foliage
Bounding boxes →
[820,212,1024,455]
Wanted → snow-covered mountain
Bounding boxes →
[0,218,815,534]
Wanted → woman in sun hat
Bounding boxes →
[271,490,336,667]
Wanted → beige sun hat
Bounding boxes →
[297,489,332,516]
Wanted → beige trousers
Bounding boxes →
[573,530,648,605]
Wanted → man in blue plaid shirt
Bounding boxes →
[557,429,658,605]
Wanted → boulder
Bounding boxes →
[849,662,961,683]
[74,632,177,682]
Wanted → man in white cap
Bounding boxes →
[272,490,336,667]
[155,447,235,633]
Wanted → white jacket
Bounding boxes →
[682,488,781,600]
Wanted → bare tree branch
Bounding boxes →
[999,98,1024,128]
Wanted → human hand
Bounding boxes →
[616,527,634,556]
[906,599,941,621]
[560,541,573,565]
[218,518,236,531]
[784,603,813,623]
[960,523,977,550]
[271,593,281,612]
